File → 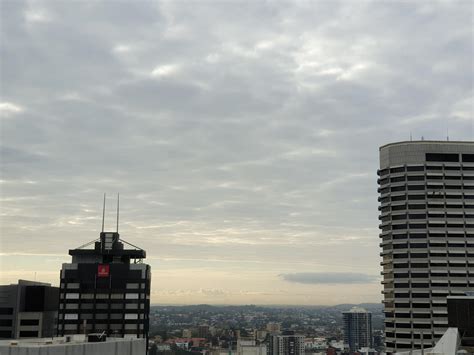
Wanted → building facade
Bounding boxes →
[0,280,59,339]
[267,331,304,355]
[342,307,373,352]
[57,231,151,342]
[378,141,474,353]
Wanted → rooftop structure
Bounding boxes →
[57,196,151,344]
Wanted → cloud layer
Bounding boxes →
[0,0,472,305]
[280,272,379,285]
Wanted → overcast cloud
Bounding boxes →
[0,0,472,305]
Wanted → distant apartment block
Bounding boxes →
[0,280,59,339]
[57,231,151,341]
[342,307,373,352]
[237,338,266,355]
[378,141,474,353]
[267,331,304,355]
[266,322,281,334]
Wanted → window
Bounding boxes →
[462,154,474,162]
[125,293,139,299]
[0,308,13,315]
[391,186,406,192]
[392,195,406,202]
[408,185,425,191]
[413,313,431,318]
[408,194,425,200]
[426,153,459,162]
[408,176,425,181]
[20,319,39,326]
[0,319,12,326]
[391,167,405,173]
[393,204,407,211]
[407,166,424,172]
[391,176,405,183]
[19,331,39,337]
[409,204,426,209]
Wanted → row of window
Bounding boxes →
[379,163,474,177]
[60,303,145,309]
[60,283,144,289]
[379,175,474,185]
[61,313,146,320]
[392,272,472,278]
[390,242,474,248]
[380,159,474,175]
[386,321,445,328]
[386,332,433,340]
[381,194,474,204]
[385,312,446,318]
[381,204,474,213]
[391,293,457,299]
[380,185,474,194]
[382,223,474,231]
[382,217,474,224]
[383,232,474,240]
[390,283,469,290]
[386,343,439,350]
[61,292,146,300]
[391,261,473,268]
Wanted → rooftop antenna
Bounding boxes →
[101,193,106,233]
[421,136,424,141]
[410,132,412,141]
[446,128,449,141]
[116,193,120,233]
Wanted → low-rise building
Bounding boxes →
[0,280,59,339]
[0,334,145,355]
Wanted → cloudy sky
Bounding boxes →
[0,0,472,305]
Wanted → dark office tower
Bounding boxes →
[378,141,474,353]
[57,231,151,342]
[267,331,304,355]
[342,307,373,352]
[0,280,59,339]
[447,294,474,347]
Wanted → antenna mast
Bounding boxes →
[116,193,120,233]
[101,193,106,233]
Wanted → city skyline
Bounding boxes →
[1,1,473,305]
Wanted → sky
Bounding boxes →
[0,0,473,305]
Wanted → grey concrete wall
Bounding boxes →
[0,338,146,355]
[379,141,474,168]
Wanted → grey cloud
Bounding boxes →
[280,272,378,285]
[0,0,471,303]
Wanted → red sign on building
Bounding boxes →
[97,264,110,277]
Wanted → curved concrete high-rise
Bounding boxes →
[378,141,474,353]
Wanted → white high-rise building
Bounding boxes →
[342,307,373,352]
[378,141,474,353]
[267,331,304,355]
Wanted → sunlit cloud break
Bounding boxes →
[280,272,379,285]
